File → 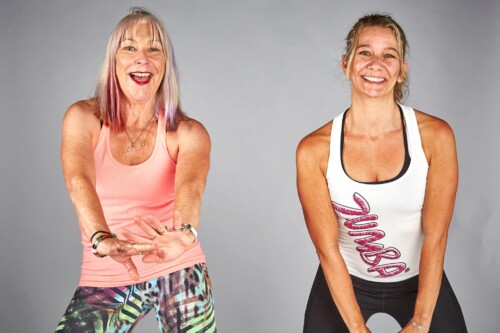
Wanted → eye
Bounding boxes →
[148,47,160,52]
[358,50,370,56]
[123,46,135,51]
[384,53,396,59]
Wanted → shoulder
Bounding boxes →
[63,98,100,125]
[62,99,101,143]
[175,118,210,143]
[296,121,332,172]
[414,109,456,160]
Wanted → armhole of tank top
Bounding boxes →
[403,106,428,166]
[156,114,166,148]
[326,113,344,180]
[157,114,177,165]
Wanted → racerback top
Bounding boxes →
[326,105,428,282]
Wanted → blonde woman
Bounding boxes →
[298,14,467,333]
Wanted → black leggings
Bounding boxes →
[304,266,467,333]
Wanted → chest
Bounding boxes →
[342,129,406,183]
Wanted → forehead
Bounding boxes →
[122,21,163,44]
[357,26,398,48]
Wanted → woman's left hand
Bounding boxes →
[122,211,196,263]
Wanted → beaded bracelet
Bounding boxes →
[91,233,117,258]
[409,319,429,332]
[90,230,112,243]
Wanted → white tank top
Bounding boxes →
[326,105,429,282]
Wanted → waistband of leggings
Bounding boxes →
[350,273,420,291]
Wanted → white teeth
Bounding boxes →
[363,76,384,82]
[130,72,151,77]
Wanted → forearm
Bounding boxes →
[319,251,367,332]
[174,181,205,230]
[66,175,109,239]
[413,236,448,327]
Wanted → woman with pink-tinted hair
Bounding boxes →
[56,8,216,332]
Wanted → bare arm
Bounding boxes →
[172,119,211,231]
[61,101,156,279]
[297,124,371,333]
[61,101,106,236]
[400,114,458,332]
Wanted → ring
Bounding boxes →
[158,226,168,235]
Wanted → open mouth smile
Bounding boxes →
[362,75,385,83]
[129,72,152,85]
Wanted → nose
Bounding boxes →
[134,49,149,64]
[367,56,383,71]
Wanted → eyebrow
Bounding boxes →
[122,38,161,43]
[356,44,399,53]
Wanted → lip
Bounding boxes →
[129,72,153,85]
[362,75,386,84]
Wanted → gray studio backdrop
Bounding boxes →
[1,0,498,332]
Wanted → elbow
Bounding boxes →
[177,179,206,198]
[422,231,449,253]
[316,242,342,264]
[64,174,94,198]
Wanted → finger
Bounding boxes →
[133,216,160,238]
[144,214,169,233]
[125,242,158,255]
[122,229,153,244]
[112,240,157,256]
[122,257,139,281]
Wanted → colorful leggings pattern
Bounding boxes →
[56,263,216,333]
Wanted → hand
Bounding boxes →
[95,237,158,280]
[122,211,196,263]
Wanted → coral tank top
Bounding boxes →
[79,114,205,287]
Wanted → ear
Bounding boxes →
[398,60,408,83]
[341,56,350,79]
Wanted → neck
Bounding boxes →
[347,94,400,135]
[123,99,156,129]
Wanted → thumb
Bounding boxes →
[122,257,139,281]
[173,210,183,230]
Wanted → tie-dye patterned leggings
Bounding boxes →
[55,263,216,333]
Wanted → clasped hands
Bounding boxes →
[97,210,196,281]
[122,210,196,263]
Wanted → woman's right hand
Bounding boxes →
[96,237,158,280]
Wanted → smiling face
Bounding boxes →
[344,26,407,101]
[115,23,166,106]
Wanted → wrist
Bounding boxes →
[91,233,116,257]
[180,224,197,244]
[409,318,429,332]
[347,320,368,333]
[411,313,432,328]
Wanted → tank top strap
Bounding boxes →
[94,119,109,154]
[327,110,347,177]
[156,113,167,150]
[399,105,426,163]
